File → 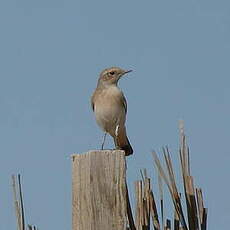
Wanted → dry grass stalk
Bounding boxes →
[158,173,164,229]
[134,170,161,230]
[12,175,25,230]
[165,219,171,230]
[27,225,38,230]
[152,150,188,230]
[149,190,160,230]
[12,174,38,230]
[126,184,136,230]
[196,188,207,230]
[149,121,207,230]
[179,123,200,230]
[174,205,180,230]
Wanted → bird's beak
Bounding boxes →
[121,70,132,77]
[124,70,132,74]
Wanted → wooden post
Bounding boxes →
[72,150,128,230]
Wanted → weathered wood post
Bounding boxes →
[72,150,128,230]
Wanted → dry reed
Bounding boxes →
[127,122,207,230]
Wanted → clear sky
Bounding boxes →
[0,0,229,229]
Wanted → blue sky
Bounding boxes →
[0,0,229,229]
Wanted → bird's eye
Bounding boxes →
[110,71,115,75]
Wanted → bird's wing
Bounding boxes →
[91,92,95,111]
[121,92,127,114]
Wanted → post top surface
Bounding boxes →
[71,149,126,159]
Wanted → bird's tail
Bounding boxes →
[114,126,133,156]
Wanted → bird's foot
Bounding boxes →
[101,132,107,150]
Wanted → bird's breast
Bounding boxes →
[93,86,126,133]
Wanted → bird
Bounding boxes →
[91,67,133,156]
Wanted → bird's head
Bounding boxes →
[97,67,132,87]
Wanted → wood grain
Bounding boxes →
[72,150,127,230]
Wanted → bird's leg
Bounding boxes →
[101,132,107,150]
[115,124,120,149]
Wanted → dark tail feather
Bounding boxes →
[121,137,133,156]
[114,126,133,156]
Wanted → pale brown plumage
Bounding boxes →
[91,67,133,156]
